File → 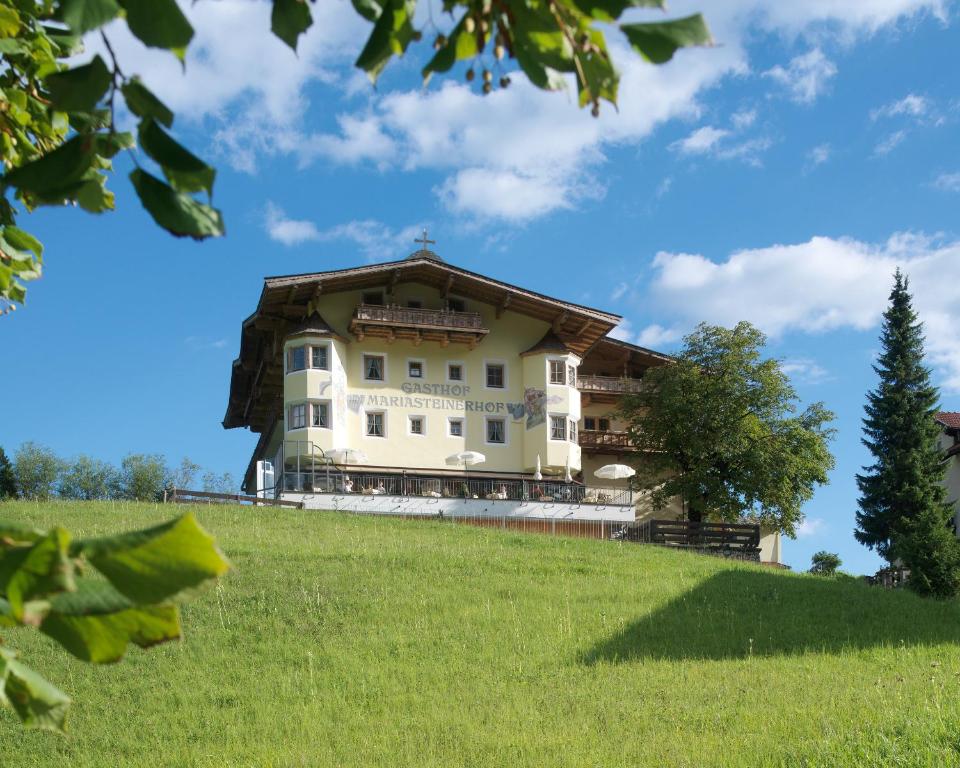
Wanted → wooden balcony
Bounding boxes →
[578,430,636,453]
[577,375,644,404]
[349,304,490,347]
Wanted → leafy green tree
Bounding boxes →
[0,513,229,732]
[0,0,711,313]
[12,442,62,501]
[620,322,836,536]
[118,453,167,502]
[170,457,202,490]
[202,470,236,496]
[809,551,841,576]
[855,270,960,597]
[58,455,118,501]
[0,448,16,500]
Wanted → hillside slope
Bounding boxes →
[2,502,960,767]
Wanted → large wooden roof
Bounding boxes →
[224,255,621,432]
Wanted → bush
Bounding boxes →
[898,509,960,598]
[13,442,62,500]
[0,447,16,499]
[59,455,118,501]
[809,551,842,577]
[119,454,168,502]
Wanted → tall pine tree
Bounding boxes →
[855,270,960,597]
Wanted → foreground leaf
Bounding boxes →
[620,14,712,64]
[2,135,96,196]
[271,0,313,51]
[44,55,112,112]
[0,528,74,619]
[119,0,193,58]
[75,512,230,603]
[0,647,71,732]
[137,119,215,195]
[122,78,174,128]
[57,0,121,35]
[128,170,225,239]
[41,582,181,663]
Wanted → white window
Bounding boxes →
[311,345,329,370]
[549,360,566,385]
[448,418,464,437]
[366,411,385,437]
[567,365,577,388]
[486,363,505,389]
[288,403,306,430]
[312,402,329,428]
[409,415,425,435]
[568,420,577,443]
[363,354,385,382]
[486,418,506,444]
[448,363,463,382]
[287,346,306,372]
[550,416,567,441]
[408,360,424,379]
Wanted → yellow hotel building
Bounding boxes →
[224,236,780,562]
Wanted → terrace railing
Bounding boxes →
[353,304,486,331]
[577,375,645,395]
[578,430,635,452]
[279,470,633,506]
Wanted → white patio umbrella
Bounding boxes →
[328,448,369,466]
[594,463,636,480]
[445,451,486,467]
[534,454,542,481]
[563,452,573,484]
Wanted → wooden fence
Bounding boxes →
[163,488,304,509]
[626,519,760,551]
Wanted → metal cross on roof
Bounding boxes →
[414,229,436,251]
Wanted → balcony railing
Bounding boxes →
[353,304,486,331]
[577,375,645,394]
[578,430,635,452]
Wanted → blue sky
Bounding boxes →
[3,0,960,573]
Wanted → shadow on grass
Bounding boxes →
[582,568,960,663]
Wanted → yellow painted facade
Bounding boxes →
[277,286,583,476]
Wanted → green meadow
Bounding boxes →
[3,501,960,767]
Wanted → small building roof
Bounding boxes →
[521,330,573,357]
[286,311,347,342]
[935,412,960,430]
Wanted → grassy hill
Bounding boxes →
[3,501,960,767]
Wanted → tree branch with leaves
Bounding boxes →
[0,0,711,313]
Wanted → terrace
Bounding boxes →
[348,304,490,347]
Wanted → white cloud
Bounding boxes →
[642,231,960,390]
[264,202,322,246]
[874,129,907,156]
[636,323,683,349]
[608,319,634,342]
[763,48,838,104]
[731,109,758,130]
[871,93,931,121]
[263,203,422,259]
[933,171,960,192]
[780,358,831,384]
[796,517,826,538]
[807,143,831,167]
[611,282,630,301]
[185,336,229,351]
[671,126,730,155]
[83,0,946,220]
